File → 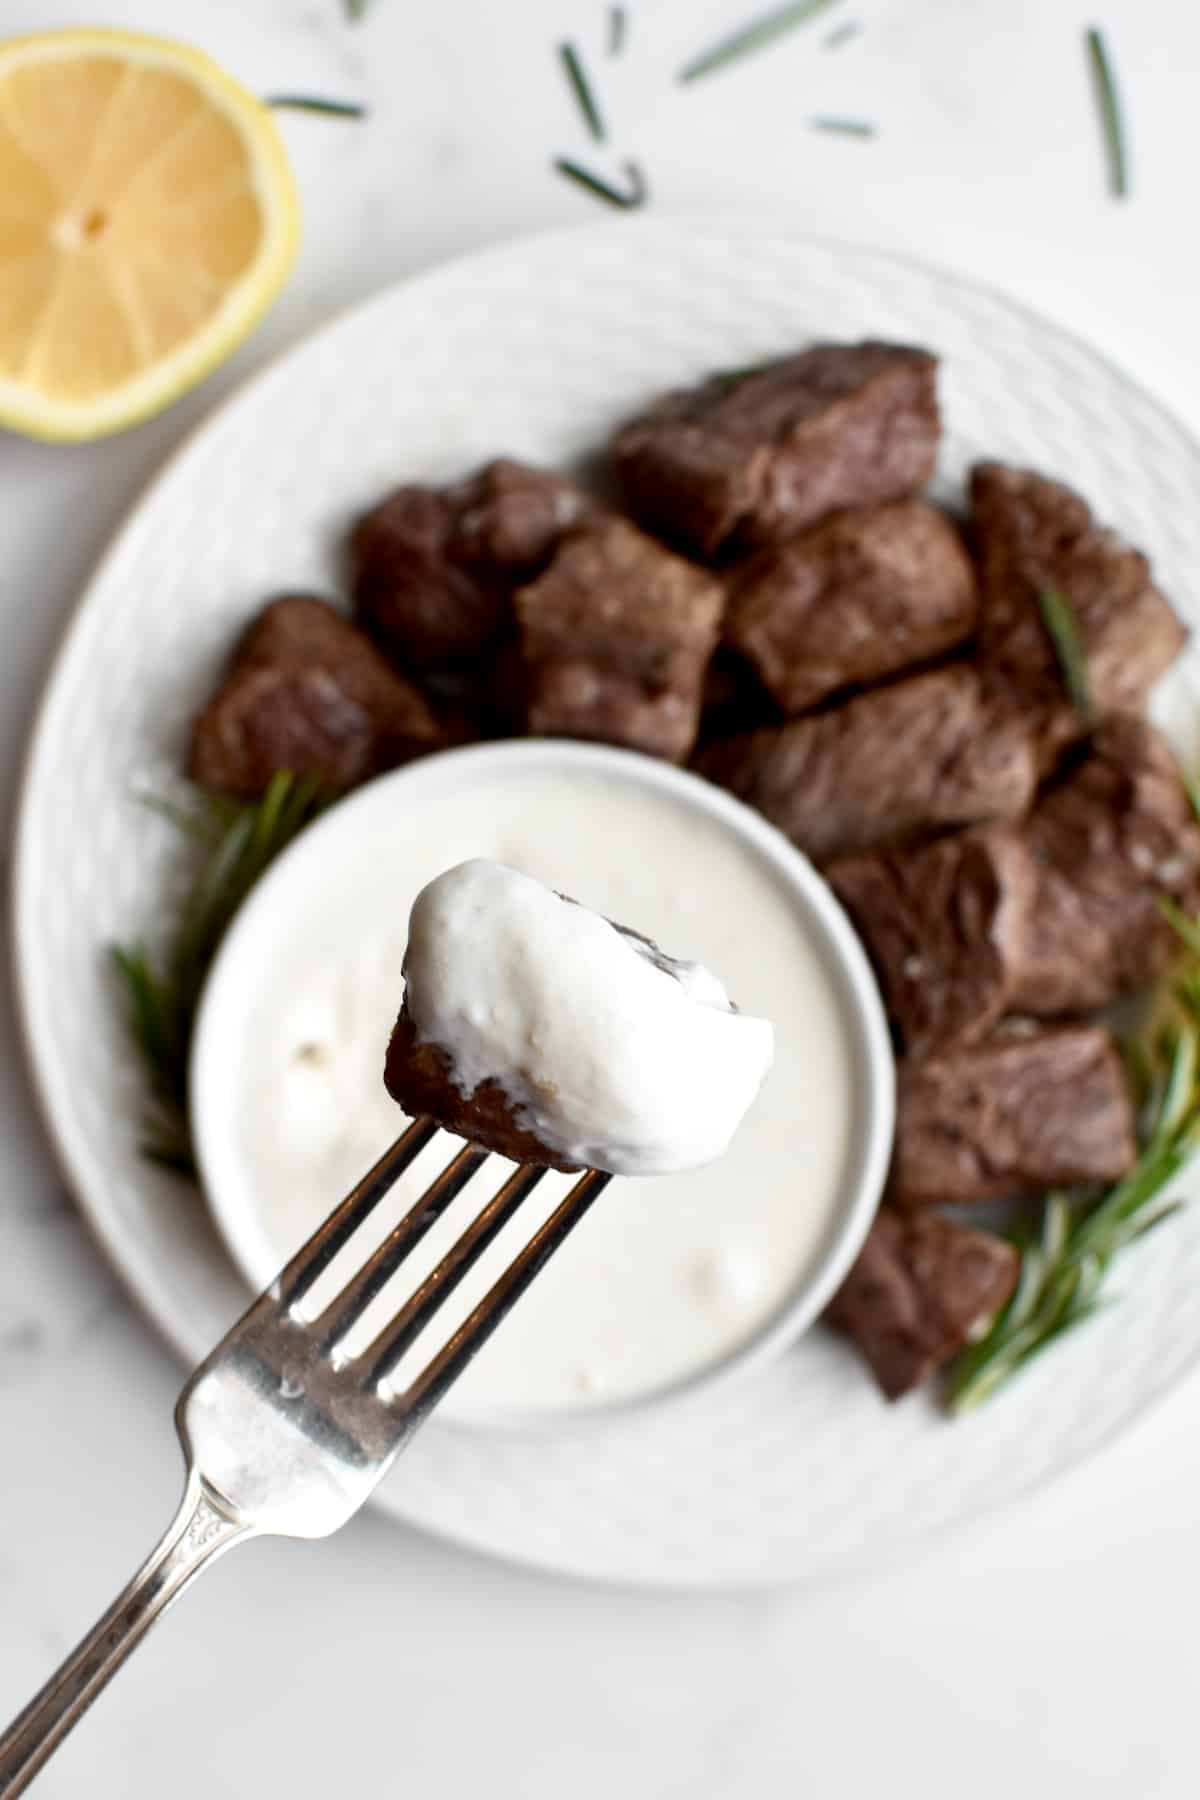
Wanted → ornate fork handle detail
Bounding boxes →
[0,1476,251,1798]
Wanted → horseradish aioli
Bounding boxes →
[220,759,858,1415]
[401,859,775,1174]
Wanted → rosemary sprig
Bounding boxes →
[558,41,606,142]
[1086,26,1128,199]
[679,0,842,84]
[112,773,328,1176]
[946,915,1200,1413]
[265,95,367,118]
[609,6,627,56]
[810,116,875,137]
[1038,587,1093,718]
[554,155,647,209]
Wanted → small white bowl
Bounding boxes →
[191,739,893,1429]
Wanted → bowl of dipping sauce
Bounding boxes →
[191,739,893,1427]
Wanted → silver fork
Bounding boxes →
[0,1118,610,1798]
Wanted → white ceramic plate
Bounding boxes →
[14,222,1200,1588]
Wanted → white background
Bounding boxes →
[3,1,1200,1794]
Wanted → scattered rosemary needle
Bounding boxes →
[946,923,1200,1414]
[1086,25,1128,199]
[554,155,647,209]
[609,5,627,57]
[678,0,842,84]
[823,20,860,50]
[1038,587,1093,718]
[810,116,875,137]
[265,94,367,118]
[112,773,328,1176]
[558,40,606,141]
[343,0,369,19]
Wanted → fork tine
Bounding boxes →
[311,1141,489,1348]
[275,1116,439,1310]
[362,1160,550,1385]
[396,1168,612,1420]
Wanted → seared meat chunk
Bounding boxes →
[189,595,442,798]
[970,462,1186,715]
[515,517,724,760]
[1009,715,1200,1015]
[891,1021,1136,1209]
[695,666,1037,862]
[384,1005,584,1173]
[351,459,594,667]
[827,826,1037,1057]
[613,341,939,555]
[725,501,977,714]
[826,1210,1019,1400]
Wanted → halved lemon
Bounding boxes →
[0,28,300,441]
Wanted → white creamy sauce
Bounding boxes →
[231,768,855,1414]
[403,859,775,1174]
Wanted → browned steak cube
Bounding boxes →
[613,342,940,555]
[890,1021,1136,1210]
[827,826,1038,1058]
[970,461,1186,716]
[724,501,977,714]
[189,595,442,798]
[451,457,596,568]
[1009,715,1200,1015]
[515,517,724,760]
[825,1210,1019,1400]
[695,666,1038,862]
[351,459,594,667]
[384,1004,583,1172]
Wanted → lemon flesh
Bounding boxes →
[0,28,299,441]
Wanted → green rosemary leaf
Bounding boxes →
[678,0,842,84]
[1086,26,1128,199]
[265,95,367,118]
[609,6,627,55]
[558,41,606,141]
[1161,894,1200,961]
[112,774,328,1178]
[344,0,370,21]
[810,116,875,137]
[1181,766,1200,825]
[823,20,860,50]
[1037,587,1093,717]
[554,156,647,209]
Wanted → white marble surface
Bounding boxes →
[3,0,1200,1793]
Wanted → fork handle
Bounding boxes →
[0,1472,251,1797]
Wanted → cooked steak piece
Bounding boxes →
[724,501,977,713]
[515,517,724,760]
[1009,715,1200,1015]
[890,1021,1136,1209]
[351,459,594,667]
[970,461,1186,716]
[695,666,1038,862]
[189,595,443,798]
[827,825,1038,1057]
[613,341,940,556]
[825,1209,1019,1400]
[384,1005,584,1172]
